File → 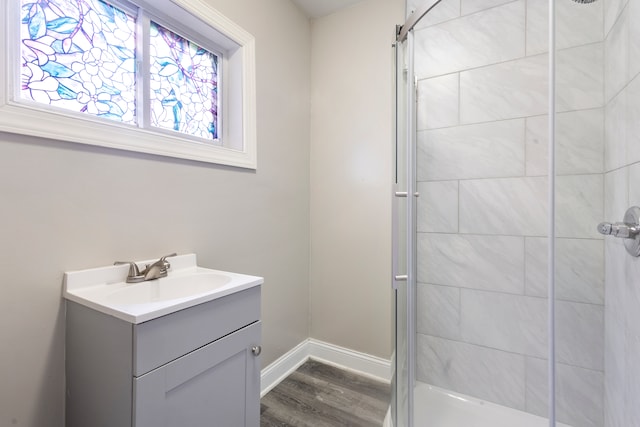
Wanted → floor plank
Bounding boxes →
[260,359,390,427]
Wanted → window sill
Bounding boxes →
[0,101,256,167]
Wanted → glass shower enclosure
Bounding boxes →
[391,0,636,426]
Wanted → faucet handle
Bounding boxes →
[159,253,178,270]
[160,253,178,261]
[114,261,142,281]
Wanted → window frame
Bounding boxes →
[1,0,257,169]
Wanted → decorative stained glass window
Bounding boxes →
[5,0,257,167]
[150,22,218,140]
[20,0,137,123]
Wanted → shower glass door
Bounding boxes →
[393,0,619,425]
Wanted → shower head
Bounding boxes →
[571,0,598,3]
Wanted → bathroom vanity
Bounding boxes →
[63,254,263,427]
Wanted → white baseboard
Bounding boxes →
[306,339,392,382]
[260,339,310,397]
[383,407,392,427]
[261,338,391,397]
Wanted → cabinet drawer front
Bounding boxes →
[134,322,261,427]
[134,286,260,376]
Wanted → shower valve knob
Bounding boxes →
[598,206,640,257]
[597,222,638,238]
[597,222,613,235]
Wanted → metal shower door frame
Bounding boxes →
[391,27,417,427]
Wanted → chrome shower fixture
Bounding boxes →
[571,0,598,3]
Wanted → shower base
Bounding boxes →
[411,382,572,427]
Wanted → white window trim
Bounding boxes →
[0,0,257,169]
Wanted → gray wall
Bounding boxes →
[603,0,640,426]
[0,0,311,425]
[412,0,605,425]
[309,0,402,360]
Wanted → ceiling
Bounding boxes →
[290,0,365,18]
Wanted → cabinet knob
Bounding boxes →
[251,346,262,356]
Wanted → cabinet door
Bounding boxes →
[134,322,261,427]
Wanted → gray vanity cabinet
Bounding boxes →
[134,322,260,427]
[66,286,261,427]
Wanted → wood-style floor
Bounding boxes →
[260,359,391,427]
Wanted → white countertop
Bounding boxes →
[63,254,263,324]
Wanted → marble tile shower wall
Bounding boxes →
[411,1,606,426]
[602,1,640,426]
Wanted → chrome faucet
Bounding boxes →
[114,253,177,283]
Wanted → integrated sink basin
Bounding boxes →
[63,254,263,323]
[100,272,232,305]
